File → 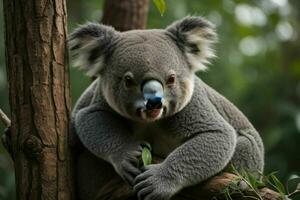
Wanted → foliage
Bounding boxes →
[0,0,300,199]
[221,165,300,200]
[141,147,152,166]
[152,0,166,16]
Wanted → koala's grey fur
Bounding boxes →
[69,16,264,200]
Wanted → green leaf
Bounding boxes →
[288,174,300,181]
[262,171,277,184]
[152,0,166,16]
[270,174,286,195]
[245,171,258,189]
[228,181,240,190]
[265,171,278,178]
[256,180,266,188]
[286,174,300,193]
[142,147,152,166]
[222,188,233,200]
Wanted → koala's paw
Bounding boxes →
[134,164,179,200]
[110,141,151,185]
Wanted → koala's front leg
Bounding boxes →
[75,104,150,185]
[134,119,237,200]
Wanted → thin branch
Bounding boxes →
[0,108,11,127]
[96,157,284,200]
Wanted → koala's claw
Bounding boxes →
[134,164,177,200]
[122,165,140,185]
[116,160,140,185]
[111,141,151,185]
[122,160,141,175]
[119,157,142,185]
[134,168,152,184]
[137,187,154,200]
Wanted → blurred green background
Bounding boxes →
[0,0,299,199]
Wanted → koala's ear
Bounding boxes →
[166,16,217,72]
[68,23,118,76]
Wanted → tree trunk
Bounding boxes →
[102,0,150,31]
[3,0,74,199]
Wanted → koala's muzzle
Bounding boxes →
[142,80,164,111]
[141,80,164,120]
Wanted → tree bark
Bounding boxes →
[3,0,74,199]
[102,0,150,31]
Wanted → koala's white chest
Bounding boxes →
[132,124,181,158]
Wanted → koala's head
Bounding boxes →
[69,16,216,123]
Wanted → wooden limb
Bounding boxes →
[0,108,13,158]
[176,172,283,200]
[96,157,283,200]
[0,108,11,127]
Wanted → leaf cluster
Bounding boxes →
[221,165,300,200]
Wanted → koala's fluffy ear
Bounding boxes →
[68,23,118,76]
[166,16,217,72]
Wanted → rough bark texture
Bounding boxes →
[102,0,150,31]
[3,0,73,199]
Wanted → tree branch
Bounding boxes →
[0,108,11,127]
[0,108,13,158]
[177,172,283,200]
[96,157,284,200]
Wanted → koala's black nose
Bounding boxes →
[146,97,163,110]
[142,80,164,110]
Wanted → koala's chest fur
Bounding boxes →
[132,123,182,158]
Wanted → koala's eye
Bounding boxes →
[124,74,134,88]
[166,74,176,86]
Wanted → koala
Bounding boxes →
[69,16,264,200]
